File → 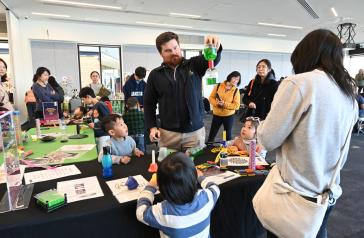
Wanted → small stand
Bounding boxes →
[148,150,158,173]
[69,124,88,139]
[0,112,34,213]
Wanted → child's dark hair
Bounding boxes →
[101,113,122,134]
[126,97,138,108]
[79,87,96,98]
[157,152,198,205]
[77,106,87,115]
[135,66,146,79]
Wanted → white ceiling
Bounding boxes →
[2,0,364,43]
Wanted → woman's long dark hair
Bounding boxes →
[33,67,51,83]
[291,29,356,101]
[0,58,8,82]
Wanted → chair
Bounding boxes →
[357,117,364,135]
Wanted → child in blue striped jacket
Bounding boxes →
[136,152,220,238]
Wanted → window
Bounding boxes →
[78,45,122,96]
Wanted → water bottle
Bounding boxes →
[102,146,113,178]
[59,119,68,142]
[249,140,256,171]
[35,118,41,138]
[13,111,23,147]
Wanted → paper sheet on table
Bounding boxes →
[57,176,104,203]
[59,144,96,151]
[0,164,26,184]
[203,171,240,185]
[106,175,155,204]
[24,165,81,184]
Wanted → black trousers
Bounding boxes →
[207,114,235,142]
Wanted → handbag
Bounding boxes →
[253,120,353,238]
[97,86,111,97]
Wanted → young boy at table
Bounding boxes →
[98,114,144,164]
[79,87,110,153]
[227,116,267,158]
[136,152,220,237]
[123,97,145,152]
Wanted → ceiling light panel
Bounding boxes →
[41,0,122,10]
[169,12,201,18]
[32,12,70,18]
[331,7,338,17]
[136,21,193,29]
[258,22,303,30]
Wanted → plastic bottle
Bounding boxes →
[35,118,41,138]
[13,111,23,147]
[102,146,113,178]
[249,140,256,171]
[59,119,68,142]
[203,44,218,85]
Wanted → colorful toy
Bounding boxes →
[148,150,158,173]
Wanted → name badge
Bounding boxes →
[131,91,143,96]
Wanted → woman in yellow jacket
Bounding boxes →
[207,71,241,142]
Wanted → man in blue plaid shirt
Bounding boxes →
[123,97,145,152]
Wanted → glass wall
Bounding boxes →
[78,45,121,96]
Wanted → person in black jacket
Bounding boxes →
[144,31,222,150]
[48,76,65,118]
[123,66,147,108]
[242,59,278,120]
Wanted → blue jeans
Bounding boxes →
[131,134,145,153]
[266,205,335,238]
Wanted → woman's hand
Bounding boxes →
[248,102,256,109]
[217,99,224,108]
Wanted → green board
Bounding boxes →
[3,125,98,165]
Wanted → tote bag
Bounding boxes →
[253,165,328,238]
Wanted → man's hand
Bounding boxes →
[204,35,220,49]
[88,122,95,129]
[149,127,160,142]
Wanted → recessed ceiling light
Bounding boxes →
[136,21,193,29]
[268,33,287,37]
[32,12,70,18]
[258,22,303,30]
[41,0,122,10]
[169,12,201,18]
[331,7,338,17]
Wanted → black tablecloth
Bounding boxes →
[0,148,265,238]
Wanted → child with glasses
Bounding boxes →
[229,117,266,158]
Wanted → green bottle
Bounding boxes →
[203,44,217,61]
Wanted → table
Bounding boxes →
[0,148,265,238]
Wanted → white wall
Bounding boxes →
[7,17,298,121]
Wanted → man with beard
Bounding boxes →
[144,31,222,150]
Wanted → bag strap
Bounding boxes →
[232,88,238,103]
[216,83,221,91]
[248,79,255,96]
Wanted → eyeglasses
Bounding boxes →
[245,116,260,123]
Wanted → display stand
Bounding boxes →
[42,102,59,125]
[0,112,34,213]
